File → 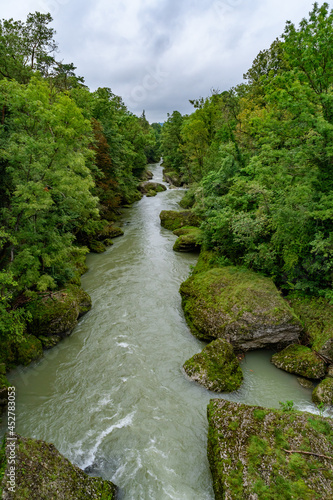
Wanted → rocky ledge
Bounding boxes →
[159,210,201,232]
[173,226,202,252]
[183,338,243,392]
[0,433,117,499]
[180,265,302,351]
[207,399,333,500]
[138,181,167,197]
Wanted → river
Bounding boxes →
[1,162,320,499]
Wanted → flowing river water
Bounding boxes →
[1,162,322,499]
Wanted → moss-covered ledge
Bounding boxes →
[271,344,326,380]
[180,265,302,350]
[159,210,201,231]
[0,433,117,499]
[207,399,333,500]
[173,226,202,252]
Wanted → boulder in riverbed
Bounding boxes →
[180,266,302,350]
[207,399,333,500]
[0,433,117,499]
[139,181,166,197]
[183,338,243,392]
[173,226,202,252]
[312,378,333,406]
[159,210,201,231]
[271,344,326,379]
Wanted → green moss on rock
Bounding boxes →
[1,433,117,499]
[289,297,333,352]
[271,344,326,379]
[312,378,333,406]
[15,336,43,366]
[139,181,167,196]
[159,210,201,231]
[173,227,202,252]
[89,240,107,253]
[207,399,333,500]
[183,339,243,392]
[26,285,92,338]
[179,189,196,209]
[0,365,9,413]
[163,170,183,187]
[180,266,302,350]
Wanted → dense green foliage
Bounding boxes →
[0,12,160,345]
[161,2,333,298]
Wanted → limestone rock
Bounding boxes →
[271,344,326,379]
[312,378,333,405]
[207,399,333,500]
[318,338,333,362]
[1,433,117,499]
[180,266,302,350]
[163,170,183,187]
[159,210,201,231]
[183,338,243,392]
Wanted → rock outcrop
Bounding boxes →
[173,226,201,252]
[207,399,333,500]
[159,210,201,232]
[271,344,326,379]
[183,339,243,392]
[163,170,183,187]
[0,433,117,499]
[139,181,166,197]
[26,285,92,344]
[180,266,302,351]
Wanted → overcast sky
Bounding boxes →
[1,0,324,122]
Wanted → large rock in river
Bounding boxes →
[159,210,201,231]
[180,266,302,350]
[207,399,333,500]
[1,433,117,499]
[271,344,326,379]
[173,226,202,252]
[183,338,243,392]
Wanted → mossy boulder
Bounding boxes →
[15,336,43,366]
[289,297,333,352]
[271,344,326,379]
[89,240,106,253]
[179,189,196,209]
[183,339,243,392]
[139,181,167,197]
[26,285,92,339]
[173,226,202,252]
[38,335,62,349]
[180,266,302,350]
[207,399,333,500]
[312,378,333,406]
[103,238,114,247]
[159,210,201,231]
[0,433,117,499]
[163,170,183,187]
[101,225,124,239]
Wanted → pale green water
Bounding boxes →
[1,163,321,499]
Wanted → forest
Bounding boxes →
[0,2,333,354]
[0,12,161,347]
[161,2,333,299]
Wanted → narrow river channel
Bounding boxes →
[1,162,319,499]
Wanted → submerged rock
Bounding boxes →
[183,338,243,392]
[207,399,333,500]
[180,266,302,350]
[312,378,333,405]
[297,377,314,389]
[26,285,92,339]
[0,433,117,499]
[159,210,201,231]
[271,344,326,379]
[173,226,202,252]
